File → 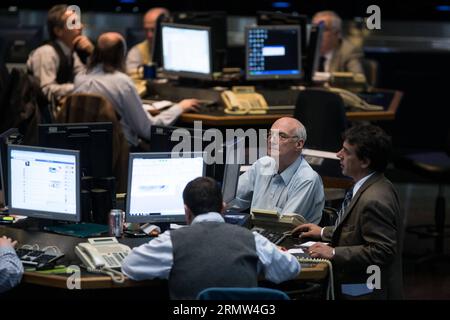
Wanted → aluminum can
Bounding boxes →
[109,209,124,237]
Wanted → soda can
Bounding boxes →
[109,209,124,237]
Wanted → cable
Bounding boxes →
[297,257,335,300]
[87,267,126,284]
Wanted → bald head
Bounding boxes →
[143,7,169,42]
[89,32,126,73]
[271,117,307,142]
[98,32,125,50]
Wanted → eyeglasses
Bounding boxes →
[267,131,299,141]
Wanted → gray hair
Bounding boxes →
[294,121,307,143]
[313,10,342,34]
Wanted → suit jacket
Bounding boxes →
[322,173,404,299]
[329,38,364,74]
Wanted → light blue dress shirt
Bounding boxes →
[0,246,23,293]
[122,212,300,284]
[233,155,325,224]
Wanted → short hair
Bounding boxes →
[47,4,68,41]
[343,124,392,172]
[88,36,126,73]
[294,121,307,142]
[182,177,223,216]
[313,10,342,33]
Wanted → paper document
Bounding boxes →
[288,248,304,254]
[303,148,339,160]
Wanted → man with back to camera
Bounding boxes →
[122,177,300,300]
[27,4,94,104]
[73,32,199,149]
[232,117,325,224]
[292,124,404,299]
[312,10,364,74]
[126,7,169,75]
[0,236,23,293]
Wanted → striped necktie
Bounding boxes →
[335,188,353,227]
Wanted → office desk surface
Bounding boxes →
[0,224,328,290]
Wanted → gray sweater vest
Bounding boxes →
[169,221,259,300]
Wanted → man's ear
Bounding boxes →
[361,157,371,169]
[184,204,193,224]
[54,26,64,38]
[296,139,304,151]
[220,201,226,214]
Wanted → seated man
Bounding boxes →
[233,117,325,224]
[0,236,23,293]
[74,32,199,148]
[312,10,363,74]
[27,4,94,103]
[293,124,403,299]
[122,177,300,300]
[126,7,169,75]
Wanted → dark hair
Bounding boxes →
[182,177,223,216]
[88,37,126,73]
[47,4,68,41]
[343,124,392,172]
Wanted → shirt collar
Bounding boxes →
[191,212,225,225]
[352,172,376,198]
[279,155,303,185]
[56,39,72,57]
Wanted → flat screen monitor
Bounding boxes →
[161,23,213,80]
[125,152,205,224]
[7,144,80,222]
[0,128,22,208]
[38,122,113,179]
[0,26,43,63]
[246,25,302,80]
[303,22,325,83]
[257,11,308,59]
[221,138,244,204]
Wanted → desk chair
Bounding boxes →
[361,58,379,88]
[293,88,347,152]
[394,141,450,263]
[57,93,129,192]
[197,287,290,300]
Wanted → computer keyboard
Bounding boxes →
[252,227,288,245]
[16,248,64,270]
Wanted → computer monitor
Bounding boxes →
[246,25,302,80]
[38,122,113,179]
[7,144,80,222]
[0,26,43,63]
[172,11,227,72]
[125,152,205,224]
[257,11,308,60]
[0,128,22,208]
[221,138,244,204]
[161,23,213,80]
[303,22,325,84]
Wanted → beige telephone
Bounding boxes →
[328,87,384,111]
[75,237,131,270]
[221,86,268,115]
[250,208,307,232]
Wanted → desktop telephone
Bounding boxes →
[75,237,131,270]
[221,86,268,115]
[328,87,384,111]
[250,208,306,233]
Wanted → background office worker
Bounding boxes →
[122,177,300,300]
[27,4,94,103]
[74,32,199,148]
[312,10,364,74]
[233,117,325,224]
[126,7,169,75]
[293,124,403,299]
[0,236,23,293]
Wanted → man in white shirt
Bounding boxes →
[27,4,94,103]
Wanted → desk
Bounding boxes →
[0,224,328,291]
[146,82,403,126]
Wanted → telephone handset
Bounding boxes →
[75,237,131,270]
[328,87,384,111]
[250,208,307,232]
[221,86,268,115]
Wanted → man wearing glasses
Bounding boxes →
[232,117,325,224]
[312,10,364,74]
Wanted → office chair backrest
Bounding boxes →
[197,287,290,300]
[361,58,379,88]
[293,88,347,152]
[57,93,129,192]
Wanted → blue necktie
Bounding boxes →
[335,188,353,227]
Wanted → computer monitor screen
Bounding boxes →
[161,23,212,79]
[221,138,244,204]
[125,152,205,223]
[303,22,325,83]
[0,128,22,208]
[246,25,302,80]
[7,145,80,222]
[257,11,308,59]
[38,122,113,179]
[0,26,43,63]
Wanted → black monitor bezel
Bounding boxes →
[7,144,81,222]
